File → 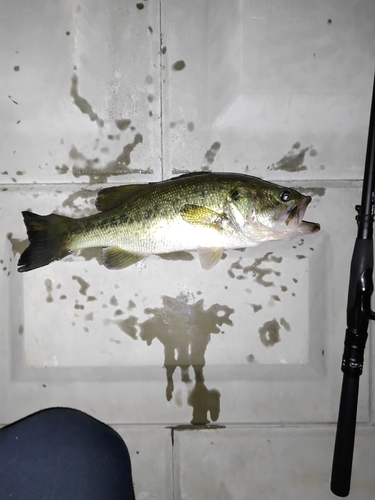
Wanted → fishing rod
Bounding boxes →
[331,72,375,497]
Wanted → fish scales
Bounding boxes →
[18,172,320,272]
[71,176,251,252]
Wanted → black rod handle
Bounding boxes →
[331,374,360,497]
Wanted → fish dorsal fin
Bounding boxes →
[174,171,212,179]
[96,184,145,211]
[180,204,225,228]
[101,247,144,270]
[197,247,224,270]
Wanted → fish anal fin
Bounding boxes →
[180,204,225,229]
[197,247,224,270]
[101,247,144,270]
[96,185,145,211]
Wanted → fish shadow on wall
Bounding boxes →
[124,292,234,425]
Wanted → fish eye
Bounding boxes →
[230,189,240,201]
[280,190,291,202]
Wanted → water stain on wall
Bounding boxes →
[127,299,136,310]
[114,315,138,339]
[70,134,152,183]
[268,143,312,172]
[115,119,131,131]
[70,73,104,127]
[172,60,186,71]
[7,232,28,256]
[55,165,69,175]
[109,133,144,170]
[158,251,194,262]
[204,142,221,166]
[61,189,97,216]
[280,317,291,332]
[44,278,54,303]
[258,319,281,346]
[72,275,90,296]
[298,187,326,198]
[258,316,292,347]
[187,383,220,425]
[228,252,282,286]
[112,292,234,424]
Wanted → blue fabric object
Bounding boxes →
[0,407,135,499]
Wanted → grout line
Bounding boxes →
[171,428,175,500]
[159,0,164,181]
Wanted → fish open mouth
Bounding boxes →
[285,196,320,234]
[285,197,310,228]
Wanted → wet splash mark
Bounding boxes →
[158,251,195,262]
[127,300,136,310]
[61,190,99,216]
[1,258,7,274]
[55,165,69,175]
[114,315,138,339]
[297,187,326,198]
[258,317,291,347]
[228,252,282,286]
[268,143,312,172]
[8,95,18,105]
[110,295,118,307]
[7,233,28,256]
[258,319,280,346]
[187,384,220,425]
[112,292,234,424]
[169,119,194,133]
[108,133,144,170]
[172,60,186,71]
[72,275,90,296]
[203,142,221,169]
[70,134,153,183]
[70,73,104,127]
[141,292,233,424]
[115,119,131,131]
[44,278,54,303]
[280,317,291,332]
[77,248,102,266]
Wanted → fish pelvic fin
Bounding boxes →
[101,247,144,270]
[198,247,224,270]
[18,211,73,272]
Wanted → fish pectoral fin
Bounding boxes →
[197,247,224,270]
[95,184,145,211]
[180,204,225,228]
[101,247,144,270]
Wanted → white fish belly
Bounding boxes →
[114,219,253,254]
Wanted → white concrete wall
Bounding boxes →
[1,0,375,498]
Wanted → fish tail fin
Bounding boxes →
[18,211,74,272]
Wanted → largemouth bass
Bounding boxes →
[18,172,320,272]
